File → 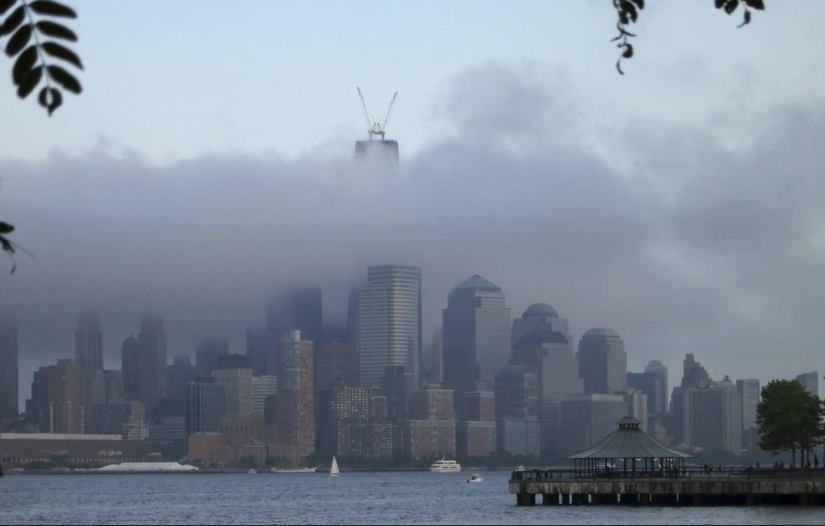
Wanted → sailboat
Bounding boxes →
[330,456,340,478]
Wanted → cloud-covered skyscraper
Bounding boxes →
[577,328,627,395]
[75,310,103,374]
[357,265,422,389]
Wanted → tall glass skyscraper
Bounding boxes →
[443,275,511,417]
[357,265,422,389]
[75,310,103,374]
[0,320,18,424]
[577,328,627,395]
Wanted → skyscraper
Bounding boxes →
[510,303,583,456]
[166,355,198,416]
[195,336,230,378]
[558,394,628,457]
[245,328,270,377]
[275,331,315,465]
[357,265,422,389]
[30,359,84,434]
[736,379,760,432]
[75,310,103,374]
[185,376,226,440]
[577,328,627,395]
[137,314,167,409]
[442,275,511,416]
[212,354,253,415]
[796,371,820,397]
[316,341,359,390]
[494,365,540,457]
[627,360,669,417]
[266,286,323,346]
[121,335,140,402]
[0,320,18,424]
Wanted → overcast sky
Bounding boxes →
[1,1,824,407]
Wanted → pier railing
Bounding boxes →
[512,467,825,482]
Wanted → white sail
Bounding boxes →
[330,456,339,477]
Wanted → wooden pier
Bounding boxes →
[510,468,825,507]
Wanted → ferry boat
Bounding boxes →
[269,467,319,474]
[429,459,461,473]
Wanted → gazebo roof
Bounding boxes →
[567,417,693,460]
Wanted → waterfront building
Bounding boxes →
[557,394,628,458]
[30,359,84,434]
[0,433,150,467]
[494,365,540,457]
[185,376,226,440]
[274,331,315,465]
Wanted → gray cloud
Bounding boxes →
[2,61,824,407]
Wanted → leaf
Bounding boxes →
[623,43,634,59]
[38,86,61,116]
[738,9,752,28]
[0,235,15,253]
[620,0,638,23]
[0,0,16,15]
[616,60,624,75]
[16,65,42,98]
[744,0,765,9]
[630,0,644,9]
[715,0,726,8]
[29,0,76,18]
[725,0,740,15]
[0,222,14,235]
[5,23,32,57]
[34,20,77,41]
[12,45,37,84]
[47,64,80,93]
[42,41,82,69]
[0,5,25,36]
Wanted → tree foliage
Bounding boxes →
[756,379,825,465]
[613,0,766,74]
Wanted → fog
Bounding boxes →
[2,62,824,405]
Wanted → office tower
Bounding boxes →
[511,303,582,457]
[736,379,760,431]
[796,372,820,397]
[400,385,456,461]
[442,275,511,417]
[275,331,315,465]
[346,281,364,346]
[357,265,422,389]
[316,341,359,390]
[494,365,540,457]
[195,336,230,378]
[75,310,103,374]
[121,336,140,402]
[31,359,84,434]
[625,389,649,433]
[267,286,323,387]
[104,370,124,404]
[682,354,711,389]
[252,375,278,414]
[82,370,106,432]
[627,360,669,417]
[429,327,443,385]
[136,314,167,409]
[185,376,226,439]
[212,354,253,415]
[558,394,628,457]
[245,328,270,377]
[384,365,414,422]
[577,328,627,395]
[0,320,18,423]
[689,378,743,455]
[166,355,198,416]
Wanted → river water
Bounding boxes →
[0,471,823,525]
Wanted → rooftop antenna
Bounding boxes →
[357,87,398,141]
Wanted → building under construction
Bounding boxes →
[355,87,399,165]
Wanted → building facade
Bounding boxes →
[494,365,540,457]
[30,359,84,434]
[0,320,18,424]
[185,376,226,440]
[357,265,422,389]
[275,331,315,465]
[212,355,254,415]
[316,341,359,390]
[577,329,627,396]
[558,394,628,457]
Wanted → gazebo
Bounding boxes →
[568,417,693,477]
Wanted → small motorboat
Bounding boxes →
[467,474,484,483]
[248,469,257,474]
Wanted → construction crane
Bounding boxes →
[357,87,398,141]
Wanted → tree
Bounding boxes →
[756,379,825,466]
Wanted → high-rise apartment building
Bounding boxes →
[577,329,627,395]
[75,310,103,374]
[195,336,230,378]
[212,354,253,415]
[796,372,820,398]
[275,331,315,465]
[317,386,393,461]
[357,265,422,389]
[30,359,84,434]
[0,320,18,424]
[185,376,226,440]
[400,384,456,461]
[442,275,511,418]
[456,385,496,461]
